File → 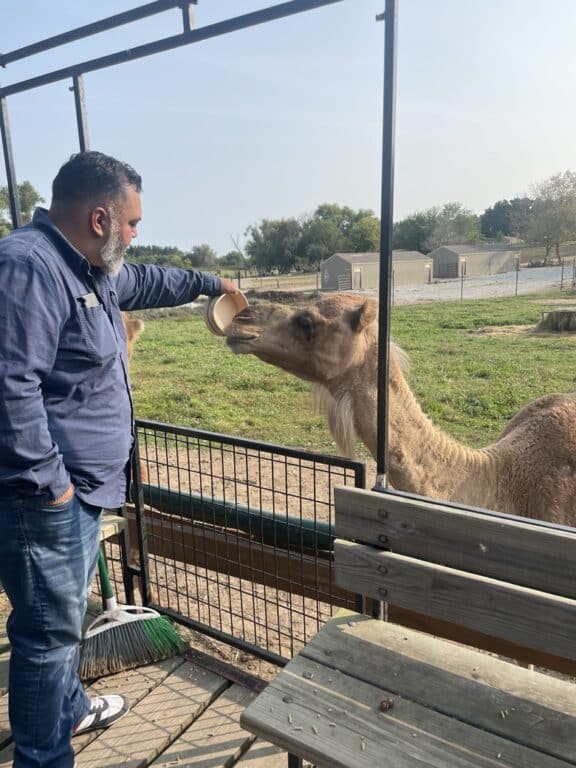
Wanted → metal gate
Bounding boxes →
[128,419,365,665]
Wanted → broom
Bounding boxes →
[79,546,186,680]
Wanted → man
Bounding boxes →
[0,151,237,768]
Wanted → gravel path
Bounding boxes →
[388,265,574,305]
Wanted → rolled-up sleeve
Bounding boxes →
[114,263,222,310]
[0,254,70,497]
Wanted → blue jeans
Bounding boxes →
[0,493,102,768]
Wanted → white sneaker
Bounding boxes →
[73,694,129,735]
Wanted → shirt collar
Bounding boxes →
[32,207,93,275]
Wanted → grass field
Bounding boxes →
[129,291,576,458]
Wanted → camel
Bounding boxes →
[122,314,144,360]
[223,293,576,526]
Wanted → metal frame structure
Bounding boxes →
[106,419,366,664]
[0,0,345,224]
[1,0,397,483]
[0,0,399,660]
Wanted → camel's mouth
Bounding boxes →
[225,335,259,353]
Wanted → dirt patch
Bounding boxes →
[244,289,322,305]
[535,298,576,305]
[470,323,576,337]
[469,324,534,337]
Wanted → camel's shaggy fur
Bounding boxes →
[122,314,144,361]
[224,293,576,525]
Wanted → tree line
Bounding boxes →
[2,169,576,269]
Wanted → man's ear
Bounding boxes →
[90,206,108,238]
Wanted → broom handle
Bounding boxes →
[97,546,118,611]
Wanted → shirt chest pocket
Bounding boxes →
[75,301,118,363]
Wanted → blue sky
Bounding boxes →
[2,0,576,254]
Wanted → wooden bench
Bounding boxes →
[240,486,576,768]
[100,511,128,542]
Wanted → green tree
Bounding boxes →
[393,203,479,253]
[424,202,481,251]
[313,203,376,238]
[219,250,247,269]
[480,197,533,240]
[393,209,438,252]
[245,218,302,274]
[0,180,44,233]
[524,171,576,264]
[126,244,188,268]
[480,200,513,240]
[508,197,534,239]
[297,218,344,268]
[185,243,218,269]
[346,214,381,252]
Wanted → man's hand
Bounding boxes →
[47,483,75,506]
[219,277,239,294]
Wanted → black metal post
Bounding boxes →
[130,436,153,607]
[0,97,22,229]
[0,0,189,67]
[72,74,90,152]
[180,0,197,32]
[374,0,398,491]
[0,1,346,100]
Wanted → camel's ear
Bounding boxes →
[349,299,378,333]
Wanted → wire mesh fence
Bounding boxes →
[126,419,365,665]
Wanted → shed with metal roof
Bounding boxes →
[321,251,432,291]
[428,244,519,279]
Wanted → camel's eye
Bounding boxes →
[293,312,315,341]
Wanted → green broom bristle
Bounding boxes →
[141,616,187,654]
[79,616,187,680]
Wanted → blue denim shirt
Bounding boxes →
[0,208,222,508]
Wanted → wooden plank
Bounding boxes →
[126,505,576,673]
[335,540,576,660]
[76,659,229,767]
[236,739,289,767]
[0,656,187,768]
[100,513,127,541]
[241,653,572,768]
[386,604,576,675]
[302,612,576,763]
[149,683,256,767]
[335,486,576,598]
[124,507,354,608]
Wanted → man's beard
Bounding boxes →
[99,217,126,276]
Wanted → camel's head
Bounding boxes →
[224,293,378,384]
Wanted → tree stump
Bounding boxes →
[537,309,576,332]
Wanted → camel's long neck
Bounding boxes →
[329,352,495,504]
[386,372,491,500]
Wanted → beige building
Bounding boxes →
[428,244,519,279]
[321,251,433,291]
